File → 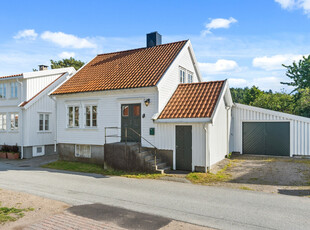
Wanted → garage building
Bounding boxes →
[230,103,310,157]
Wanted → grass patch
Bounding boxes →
[42,161,164,179]
[186,161,232,184]
[238,186,254,191]
[0,203,34,224]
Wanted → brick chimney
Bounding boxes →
[39,65,49,71]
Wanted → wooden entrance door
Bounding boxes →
[176,126,192,171]
[121,104,141,142]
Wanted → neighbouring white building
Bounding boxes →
[0,66,76,158]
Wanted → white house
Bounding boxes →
[50,32,233,172]
[0,66,76,158]
[49,32,310,172]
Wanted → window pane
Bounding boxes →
[45,114,49,131]
[92,106,97,127]
[15,114,18,128]
[86,106,91,126]
[39,114,43,131]
[3,114,6,130]
[0,115,2,130]
[75,107,79,127]
[68,107,73,127]
[133,105,140,116]
[122,106,129,117]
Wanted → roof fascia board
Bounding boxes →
[155,117,211,123]
[23,67,75,79]
[187,40,203,82]
[0,75,23,81]
[210,79,228,122]
[235,103,310,123]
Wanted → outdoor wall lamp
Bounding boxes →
[144,98,150,106]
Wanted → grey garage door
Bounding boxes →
[242,122,290,156]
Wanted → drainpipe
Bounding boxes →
[204,123,211,172]
[16,79,24,159]
[50,96,57,152]
[225,106,231,155]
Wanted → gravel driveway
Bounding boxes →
[211,155,310,196]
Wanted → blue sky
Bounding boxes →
[1,0,310,91]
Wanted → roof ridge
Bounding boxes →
[97,40,188,57]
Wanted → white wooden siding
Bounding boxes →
[209,99,230,166]
[231,103,310,156]
[56,87,158,148]
[157,42,200,112]
[155,123,206,171]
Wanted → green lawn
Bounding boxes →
[42,161,165,179]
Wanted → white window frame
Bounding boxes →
[67,105,80,128]
[0,113,7,131]
[33,146,45,157]
[0,83,6,99]
[39,113,50,131]
[179,68,186,83]
[10,113,18,130]
[75,144,91,158]
[84,105,97,128]
[187,71,193,83]
[10,82,18,98]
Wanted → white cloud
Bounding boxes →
[14,29,38,40]
[202,17,237,35]
[41,31,96,49]
[252,54,303,70]
[228,78,248,87]
[199,59,239,75]
[58,51,75,59]
[275,0,310,15]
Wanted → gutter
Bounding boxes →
[204,123,211,172]
[50,96,58,153]
[16,78,24,159]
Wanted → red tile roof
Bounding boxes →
[19,73,66,107]
[158,81,225,119]
[0,74,23,79]
[52,40,188,95]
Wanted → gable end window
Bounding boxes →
[179,69,185,83]
[10,82,18,98]
[68,106,79,128]
[188,72,193,83]
[39,114,50,131]
[85,105,97,127]
[0,84,6,99]
[0,114,7,130]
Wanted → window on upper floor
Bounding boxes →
[10,82,18,98]
[0,83,6,99]
[188,72,193,83]
[39,113,50,131]
[0,114,7,130]
[10,113,18,130]
[179,69,186,83]
[68,106,79,128]
[85,105,97,127]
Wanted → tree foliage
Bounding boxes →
[281,55,310,92]
[50,57,85,71]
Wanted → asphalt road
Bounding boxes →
[0,162,309,230]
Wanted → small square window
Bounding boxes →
[122,106,129,117]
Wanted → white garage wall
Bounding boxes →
[231,103,310,156]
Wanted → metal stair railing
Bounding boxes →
[104,127,158,170]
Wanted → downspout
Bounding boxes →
[225,106,231,155]
[50,96,57,152]
[204,123,211,172]
[16,79,24,159]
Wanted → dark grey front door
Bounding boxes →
[121,104,141,142]
[243,122,290,156]
[176,126,192,171]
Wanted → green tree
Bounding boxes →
[243,86,263,105]
[230,87,249,103]
[294,88,310,117]
[251,93,294,114]
[281,55,310,92]
[50,57,85,71]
